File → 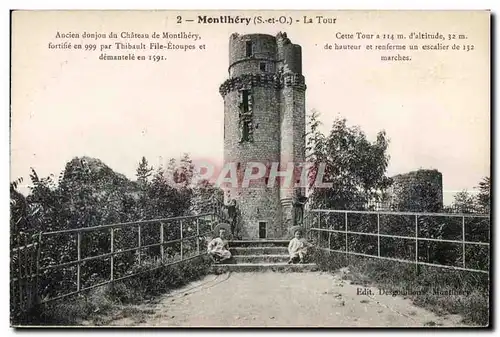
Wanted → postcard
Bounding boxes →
[10,10,490,327]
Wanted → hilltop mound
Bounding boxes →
[61,156,137,192]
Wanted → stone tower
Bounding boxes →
[219,32,306,239]
[389,169,444,212]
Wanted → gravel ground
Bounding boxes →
[89,271,466,327]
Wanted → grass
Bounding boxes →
[17,255,212,326]
[313,249,490,326]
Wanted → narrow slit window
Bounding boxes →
[239,90,253,143]
[242,90,249,112]
[245,41,253,57]
[260,62,266,71]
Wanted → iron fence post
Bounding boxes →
[462,216,466,268]
[306,211,311,241]
[196,218,200,255]
[180,221,184,261]
[35,232,42,305]
[23,235,29,308]
[415,214,418,274]
[377,213,380,257]
[24,235,33,309]
[17,233,22,310]
[28,236,35,309]
[138,225,141,265]
[110,228,114,281]
[160,222,165,262]
[328,218,332,250]
[345,211,348,259]
[317,212,321,246]
[77,232,81,292]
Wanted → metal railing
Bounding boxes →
[305,209,490,274]
[36,213,217,304]
[10,233,40,315]
[11,198,228,314]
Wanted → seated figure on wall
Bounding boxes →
[293,192,308,226]
[207,224,232,264]
[226,198,237,235]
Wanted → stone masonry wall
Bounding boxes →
[389,169,444,212]
[221,32,306,239]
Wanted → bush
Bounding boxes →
[11,155,223,323]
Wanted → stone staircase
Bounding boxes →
[210,240,317,273]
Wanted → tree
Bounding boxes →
[451,190,477,213]
[166,158,178,185]
[306,112,391,210]
[178,153,194,187]
[10,155,204,309]
[136,156,153,186]
[10,177,33,245]
[448,177,490,214]
[476,176,490,214]
[148,165,191,219]
[25,168,63,234]
[190,179,224,215]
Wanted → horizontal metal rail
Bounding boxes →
[319,247,489,274]
[32,211,223,306]
[11,242,39,252]
[42,213,214,236]
[41,253,207,304]
[308,209,490,275]
[311,209,490,218]
[310,228,490,246]
[39,231,212,271]
[11,197,227,315]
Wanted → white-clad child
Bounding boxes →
[288,229,309,264]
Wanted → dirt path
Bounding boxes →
[93,271,466,327]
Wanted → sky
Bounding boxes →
[11,10,490,205]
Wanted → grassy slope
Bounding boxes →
[313,250,490,326]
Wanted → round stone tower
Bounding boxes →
[389,169,444,212]
[219,32,306,239]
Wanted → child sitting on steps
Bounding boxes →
[288,229,311,264]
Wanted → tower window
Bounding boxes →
[259,222,267,239]
[260,62,266,71]
[245,41,253,57]
[238,90,253,143]
[241,90,250,112]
